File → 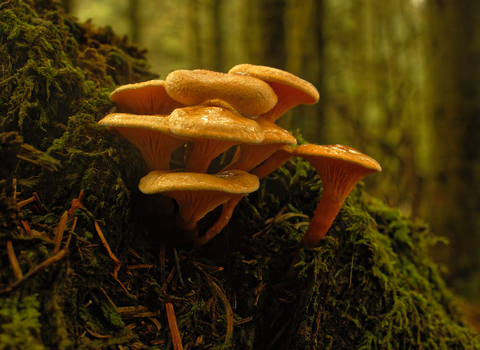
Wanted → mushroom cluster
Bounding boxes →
[98,64,381,254]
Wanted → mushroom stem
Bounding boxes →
[284,144,381,280]
[185,139,238,173]
[194,196,242,248]
[249,145,294,179]
[284,185,345,281]
[175,213,200,239]
[298,188,343,249]
[194,146,294,247]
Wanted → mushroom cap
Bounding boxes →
[293,144,381,173]
[99,112,171,132]
[194,99,243,115]
[110,80,184,115]
[228,64,319,122]
[165,69,278,117]
[293,144,381,199]
[168,105,265,172]
[168,105,264,143]
[98,113,185,171]
[139,170,259,195]
[138,170,260,227]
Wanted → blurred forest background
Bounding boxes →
[60,0,480,301]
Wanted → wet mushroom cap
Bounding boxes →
[165,69,278,117]
[168,105,265,172]
[168,106,264,142]
[293,144,382,178]
[98,113,185,171]
[228,64,319,122]
[138,170,260,227]
[110,80,184,115]
[293,144,381,197]
[139,170,260,194]
[99,112,171,131]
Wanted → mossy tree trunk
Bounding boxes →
[425,0,480,300]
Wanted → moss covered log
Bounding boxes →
[1,0,479,349]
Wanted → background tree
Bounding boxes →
[425,0,480,299]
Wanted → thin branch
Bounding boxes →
[94,221,121,278]
[166,302,184,350]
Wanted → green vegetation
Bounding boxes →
[0,0,479,349]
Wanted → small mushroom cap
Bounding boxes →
[293,144,382,173]
[138,170,259,195]
[99,112,171,132]
[165,69,278,116]
[194,99,243,115]
[98,113,185,171]
[168,106,265,172]
[138,170,260,227]
[168,106,264,143]
[228,64,319,122]
[293,144,381,201]
[110,80,184,115]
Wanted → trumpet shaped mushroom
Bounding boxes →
[196,145,295,247]
[165,69,278,117]
[98,113,185,171]
[221,117,297,173]
[228,64,319,122]
[168,105,264,173]
[138,170,259,236]
[110,80,185,115]
[293,144,381,248]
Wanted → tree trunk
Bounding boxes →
[425,0,480,300]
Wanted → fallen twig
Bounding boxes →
[6,240,23,280]
[94,221,121,277]
[194,264,234,348]
[17,196,35,208]
[0,248,68,294]
[166,302,183,350]
[54,211,68,254]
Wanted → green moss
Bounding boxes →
[1,1,479,349]
[0,294,45,350]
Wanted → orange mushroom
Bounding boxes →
[138,170,259,237]
[168,105,264,173]
[293,144,381,249]
[98,113,185,171]
[165,69,278,117]
[110,80,185,115]
[228,64,319,123]
[195,145,295,246]
[220,117,297,173]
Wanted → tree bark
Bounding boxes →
[425,0,480,299]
